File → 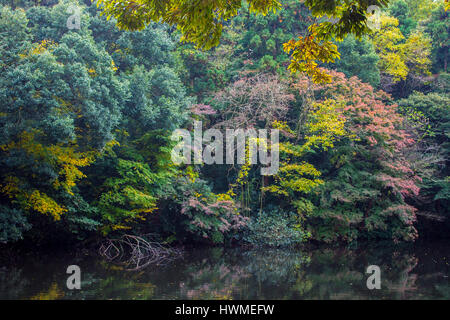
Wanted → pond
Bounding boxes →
[1,241,449,299]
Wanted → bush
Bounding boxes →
[243,209,310,247]
[0,206,31,243]
[158,176,249,244]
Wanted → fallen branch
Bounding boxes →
[99,234,182,271]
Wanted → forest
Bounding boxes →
[0,0,448,250]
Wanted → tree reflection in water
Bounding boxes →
[0,242,449,299]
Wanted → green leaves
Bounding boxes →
[244,208,309,247]
[96,0,392,83]
[304,0,389,38]
[332,34,380,87]
[97,0,281,50]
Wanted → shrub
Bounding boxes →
[243,209,310,247]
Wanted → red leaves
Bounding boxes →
[293,70,415,152]
[293,70,421,241]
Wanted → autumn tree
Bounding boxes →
[371,13,432,96]
[371,14,408,83]
[213,73,293,129]
[293,70,421,242]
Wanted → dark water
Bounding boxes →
[1,241,449,300]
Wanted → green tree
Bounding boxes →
[397,92,450,215]
[425,3,449,73]
[0,9,126,242]
[97,0,392,83]
[0,5,31,70]
[332,35,380,87]
[388,0,417,36]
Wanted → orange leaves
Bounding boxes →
[292,69,416,154]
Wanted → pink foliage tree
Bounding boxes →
[294,70,420,242]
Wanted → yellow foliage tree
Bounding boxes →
[0,130,97,220]
[283,25,340,84]
[400,30,432,76]
[264,99,347,221]
[371,14,408,81]
[371,14,432,82]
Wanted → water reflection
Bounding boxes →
[0,242,449,299]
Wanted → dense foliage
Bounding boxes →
[0,0,448,246]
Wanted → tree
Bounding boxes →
[293,70,421,242]
[371,13,433,96]
[401,31,432,77]
[264,98,347,224]
[388,0,417,36]
[371,14,408,82]
[0,6,31,70]
[0,7,126,242]
[212,73,347,233]
[237,0,310,70]
[332,34,380,87]
[123,65,191,132]
[26,0,92,43]
[405,0,440,21]
[392,30,433,97]
[425,3,449,73]
[97,0,392,83]
[397,92,450,216]
[111,24,176,71]
[213,74,293,129]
